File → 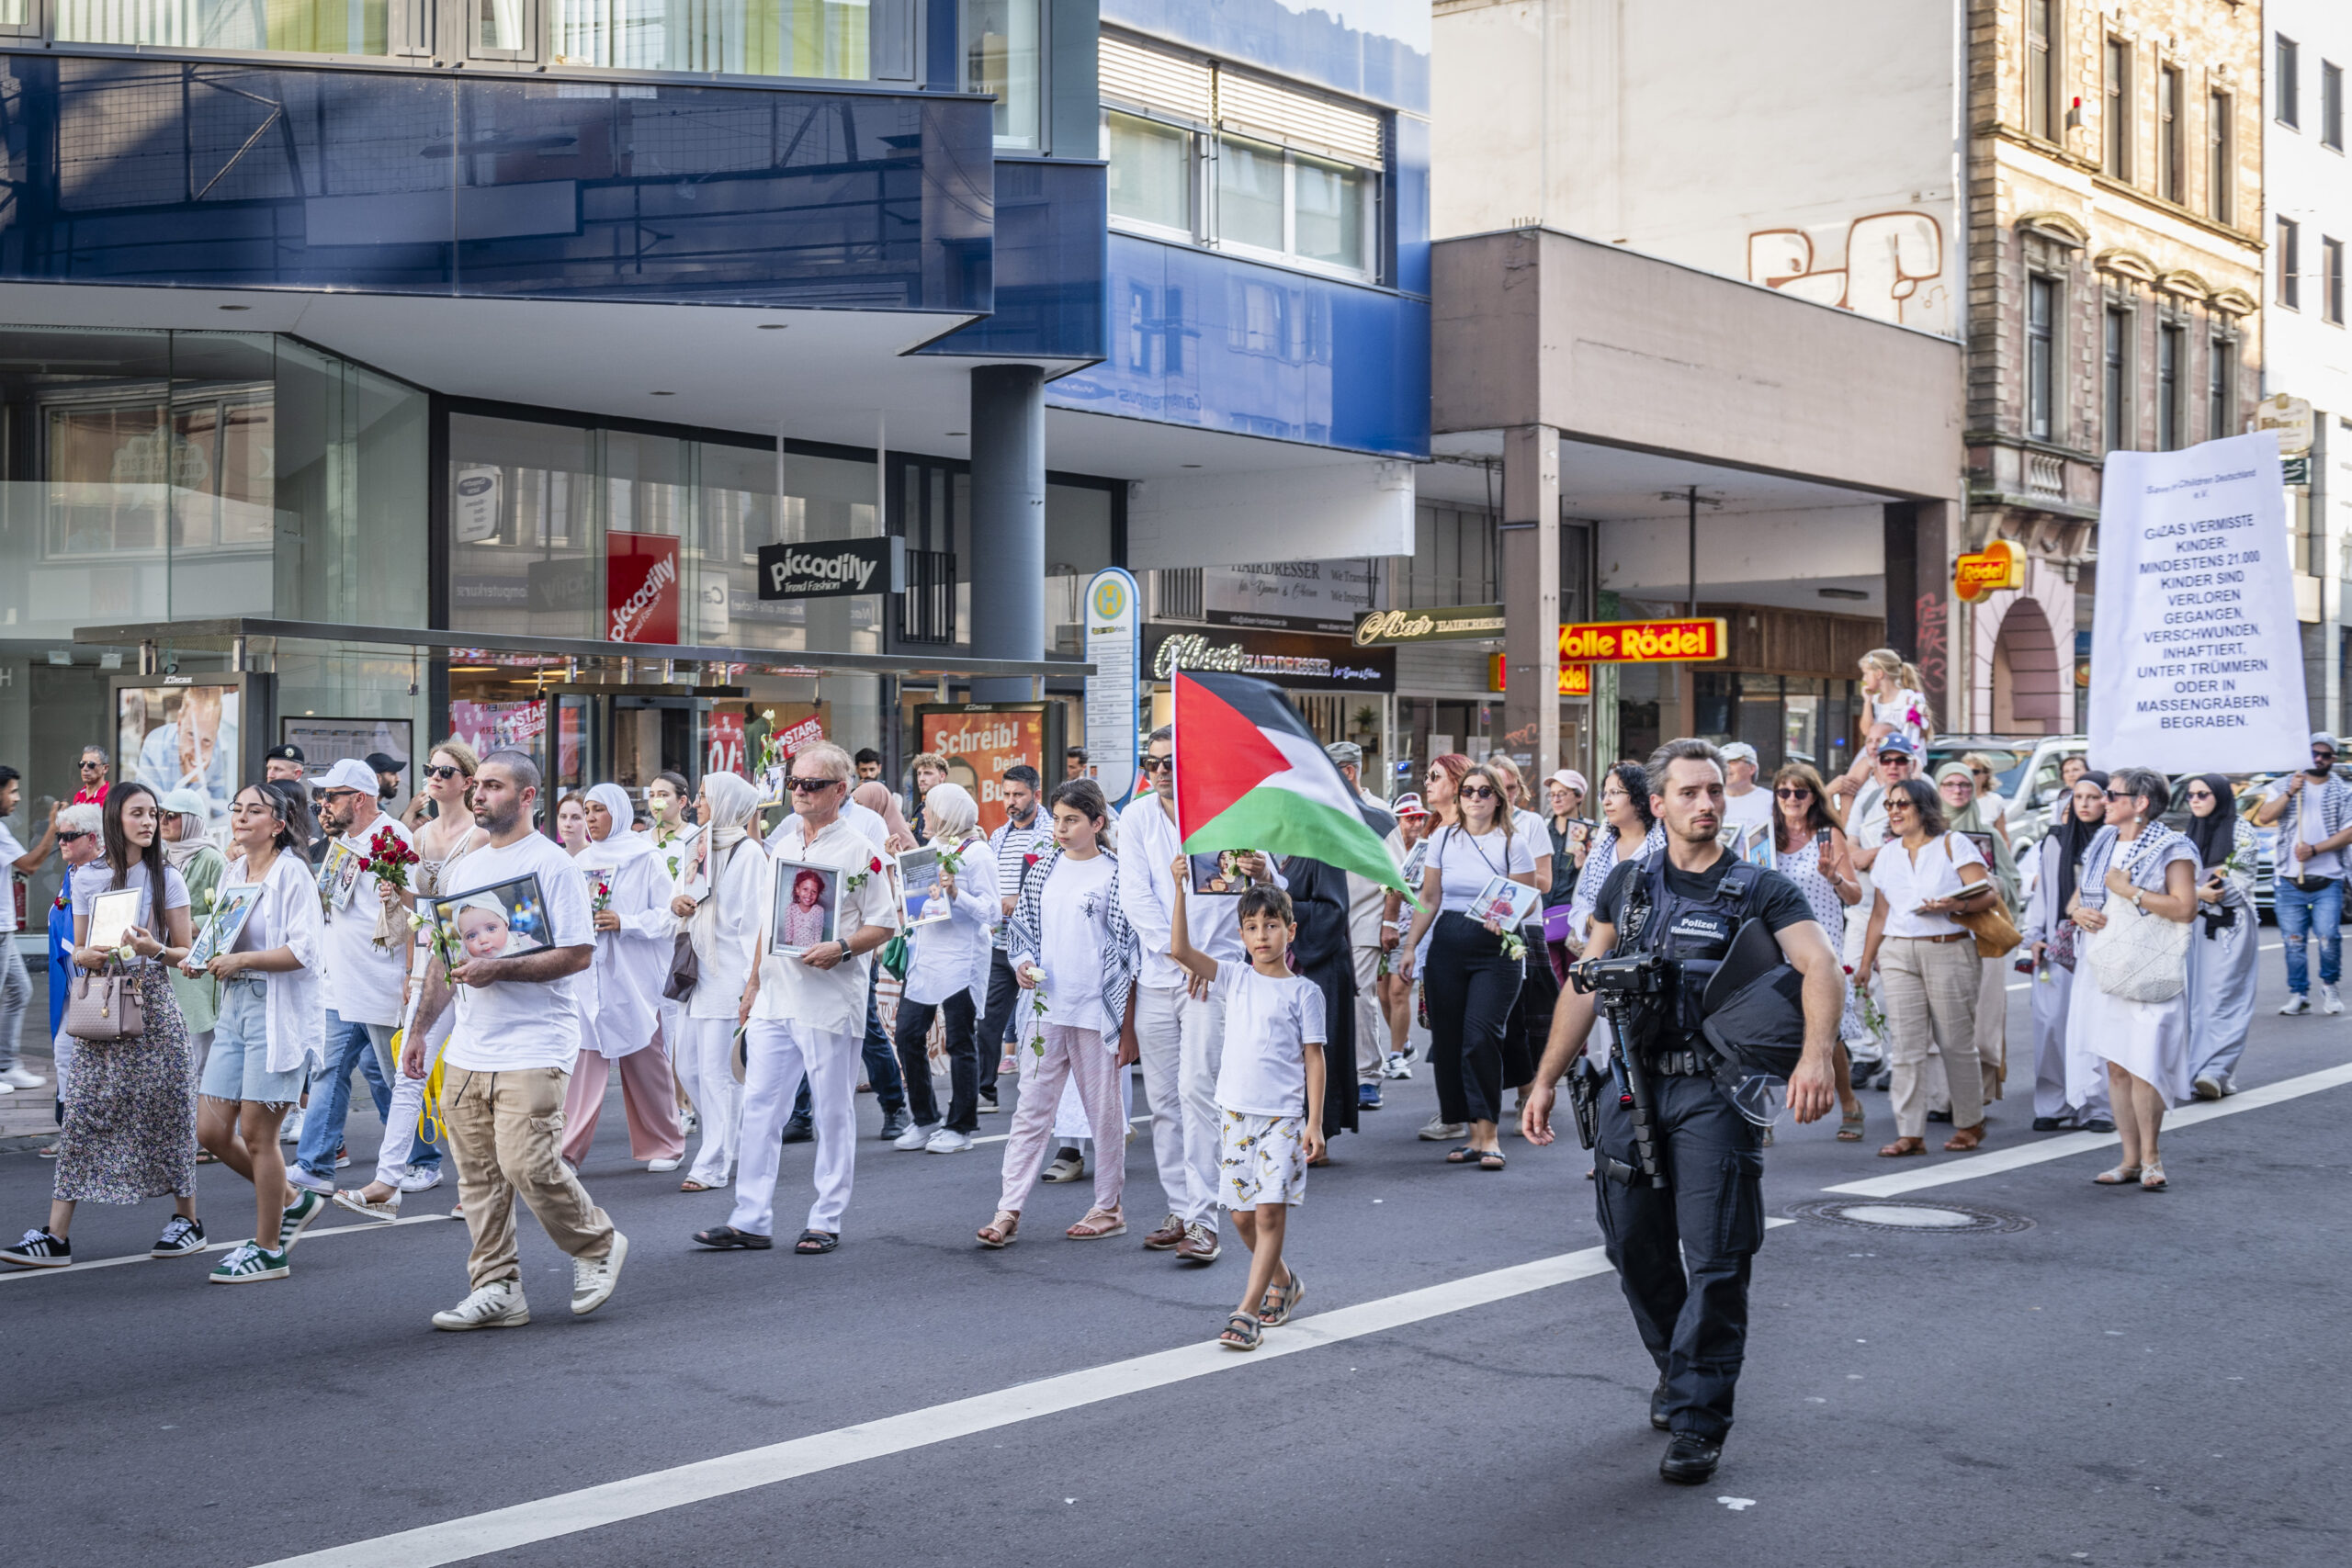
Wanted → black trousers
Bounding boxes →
[1499,921,1557,1090]
[1592,1070,1765,1440]
[893,990,979,1134]
[1423,912,1523,1127]
[976,948,1021,1097]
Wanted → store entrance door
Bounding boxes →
[544,688,705,796]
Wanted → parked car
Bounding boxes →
[1922,733,2087,856]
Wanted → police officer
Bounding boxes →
[1523,738,1842,1483]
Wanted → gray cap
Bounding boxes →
[1325,741,1363,767]
[2312,731,2340,751]
[1720,741,1758,764]
[158,787,210,819]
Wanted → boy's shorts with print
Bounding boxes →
[1218,1109,1306,1209]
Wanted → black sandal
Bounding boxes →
[1478,1148,1507,1170]
[1444,1145,1479,1164]
[794,1229,839,1255]
[693,1224,772,1250]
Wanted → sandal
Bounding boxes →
[1478,1148,1507,1170]
[1219,1312,1264,1351]
[1837,1106,1866,1142]
[2091,1164,2143,1185]
[2138,1161,2167,1191]
[678,1179,718,1193]
[977,1211,1021,1248]
[1258,1268,1306,1326]
[1943,1124,1985,1153]
[1877,1137,1928,1158]
[693,1224,773,1250]
[1444,1145,1479,1164]
[1066,1207,1126,1240]
[794,1230,838,1254]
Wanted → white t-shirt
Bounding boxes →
[0,820,21,932]
[441,831,595,1072]
[1427,825,1535,917]
[842,799,892,853]
[322,813,414,1026]
[72,861,190,964]
[1212,963,1327,1118]
[1038,851,1117,1033]
[1870,831,1986,939]
[1722,786,1775,834]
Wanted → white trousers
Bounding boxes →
[376,1010,451,1186]
[729,1019,858,1239]
[1135,983,1226,1227]
[1352,944,1385,1083]
[677,1014,742,1187]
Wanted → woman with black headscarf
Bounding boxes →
[2182,774,2258,1099]
[2021,769,2113,1132]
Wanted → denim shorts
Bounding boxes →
[198,977,305,1106]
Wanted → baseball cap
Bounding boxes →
[1393,791,1429,818]
[364,751,404,775]
[1876,733,1918,758]
[316,758,379,795]
[1547,769,1588,795]
[159,787,209,819]
[2312,731,2339,752]
[1720,742,1758,765]
[1325,741,1363,768]
[263,743,304,764]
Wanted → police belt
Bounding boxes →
[1638,1046,1715,1077]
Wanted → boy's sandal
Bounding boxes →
[794,1230,838,1254]
[1478,1148,1507,1170]
[1444,1145,1479,1164]
[977,1211,1021,1248]
[1837,1108,1866,1142]
[1066,1208,1126,1240]
[1219,1312,1264,1351]
[1258,1268,1306,1326]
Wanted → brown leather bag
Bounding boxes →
[1943,836,2022,958]
[65,969,146,1042]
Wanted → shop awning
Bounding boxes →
[72,618,1091,683]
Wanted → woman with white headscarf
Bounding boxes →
[560,784,686,1172]
[888,782,998,1154]
[159,787,227,1082]
[668,772,763,1190]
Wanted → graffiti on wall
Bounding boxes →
[1747,211,1952,335]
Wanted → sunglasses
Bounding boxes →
[319,788,361,802]
[1885,798,1915,812]
[2104,788,2135,800]
[423,763,462,781]
[2187,790,2216,801]
[1460,784,1498,800]
[1140,756,1173,773]
[1774,786,1812,799]
[78,761,104,771]
[785,775,843,794]
[57,829,91,842]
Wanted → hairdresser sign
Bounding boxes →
[2088,433,2309,774]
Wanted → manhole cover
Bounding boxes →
[1784,1198,2033,1234]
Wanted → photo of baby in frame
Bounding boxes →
[432,875,554,964]
[772,859,840,956]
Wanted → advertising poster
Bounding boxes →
[2089,433,2308,774]
[1083,568,1141,809]
[282,719,413,798]
[118,680,241,835]
[606,530,682,644]
[705,710,747,779]
[919,706,1048,835]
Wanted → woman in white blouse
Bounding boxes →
[561,783,684,1173]
[1855,777,1996,1157]
[889,783,999,1155]
[668,773,764,1191]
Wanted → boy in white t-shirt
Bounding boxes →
[1168,863,1326,1351]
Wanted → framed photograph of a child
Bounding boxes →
[186,884,262,969]
[1186,848,1260,895]
[317,840,365,910]
[1466,876,1541,929]
[432,875,555,964]
[772,858,841,956]
[898,847,950,928]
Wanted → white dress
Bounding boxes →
[2064,827,2198,1108]
[1777,830,1865,1043]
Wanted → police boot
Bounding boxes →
[1659,1432,1723,1485]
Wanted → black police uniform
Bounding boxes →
[1588,848,1813,1444]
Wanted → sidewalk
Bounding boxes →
[1,963,56,1142]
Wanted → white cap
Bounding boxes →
[1720,742,1759,765]
[317,757,379,795]
[1547,769,1589,795]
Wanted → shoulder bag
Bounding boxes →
[1942,836,2021,958]
[665,840,729,1003]
[2085,838,2189,1002]
[66,964,146,1042]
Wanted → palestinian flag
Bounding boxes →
[1173,671,1412,896]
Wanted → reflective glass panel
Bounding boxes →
[1107,113,1192,232]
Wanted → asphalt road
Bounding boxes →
[1,951,2346,1568]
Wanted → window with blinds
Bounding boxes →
[1097,30,1383,167]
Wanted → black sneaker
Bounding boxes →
[1659,1432,1723,1484]
[779,1116,814,1145]
[1649,1377,1671,1431]
[1,1227,71,1269]
[877,1109,911,1142]
[152,1215,207,1258]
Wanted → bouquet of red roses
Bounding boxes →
[363,826,421,951]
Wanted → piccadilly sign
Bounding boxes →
[1558,618,1727,663]
[1953,538,2026,602]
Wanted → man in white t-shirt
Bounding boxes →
[1119,725,1279,1265]
[699,741,899,1254]
[1326,742,1405,1110]
[0,766,61,1089]
[1718,743,1774,836]
[293,758,425,1193]
[418,750,624,1330]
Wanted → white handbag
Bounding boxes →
[2085,838,2189,1003]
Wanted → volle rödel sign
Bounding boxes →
[755,537,900,600]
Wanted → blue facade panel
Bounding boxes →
[1390,108,1430,299]
[1102,0,1429,114]
[1046,234,1427,459]
[921,158,1107,359]
[0,53,994,311]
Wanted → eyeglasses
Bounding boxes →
[423,763,462,782]
[785,775,843,794]
[1460,784,1498,800]
[1139,756,1173,773]
[1774,787,1812,800]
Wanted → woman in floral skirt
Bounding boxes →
[3,782,203,1269]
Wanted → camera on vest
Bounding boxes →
[1567,952,1675,998]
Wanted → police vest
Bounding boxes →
[1614,852,1769,1041]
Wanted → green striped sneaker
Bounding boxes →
[209,1242,289,1283]
[280,1189,328,1248]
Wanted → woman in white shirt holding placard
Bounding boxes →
[669,773,764,1191]
[1855,777,1995,1158]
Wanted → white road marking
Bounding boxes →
[1819,1060,2352,1198]
[0,1213,453,1283]
[971,1114,1148,1149]
[250,1221,1790,1568]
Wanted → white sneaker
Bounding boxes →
[647,1157,683,1173]
[278,1108,305,1144]
[571,1232,628,1316]
[393,1165,445,1193]
[0,1065,44,1089]
[285,1166,334,1195]
[2191,1076,2226,1101]
[1382,1052,1414,1080]
[925,1128,975,1154]
[0,1081,14,1095]
[2280,993,2312,1016]
[894,1120,942,1152]
[2324,982,2345,1015]
[1418,1117,1468,1141]
[432,1280,531,1331]
[681,1108,698,1135]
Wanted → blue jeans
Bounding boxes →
[0,940,29,1072]
[2275,876,2343,994]
[296,1010,441,1179]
